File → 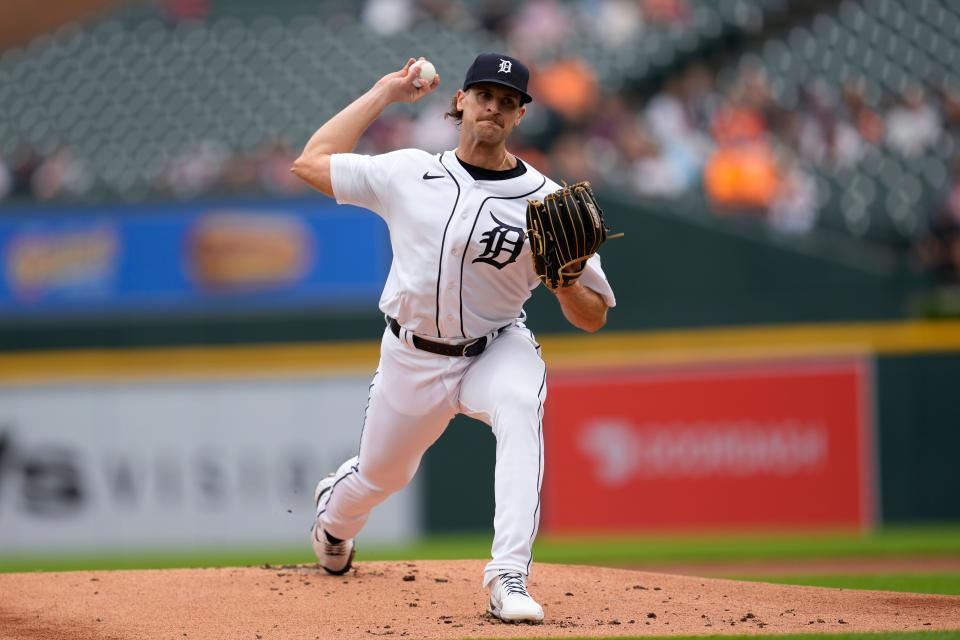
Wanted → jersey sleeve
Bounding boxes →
[579,254,617,308]
[329,152,399,218]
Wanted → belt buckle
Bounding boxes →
[461,338,481,357]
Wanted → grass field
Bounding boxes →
[554,635,960,640]
[2,524,960,573]
[736,573,960,595]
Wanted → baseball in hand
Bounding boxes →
[412,60,436,88]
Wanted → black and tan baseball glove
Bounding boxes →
[526,181,621,290]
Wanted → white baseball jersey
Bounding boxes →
[330,149,616,340]
[316,146,618,594]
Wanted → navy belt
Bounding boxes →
[387,316,507,357]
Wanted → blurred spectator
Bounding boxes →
[795,81,863,169]
[509,131,552,178]
[642,0,691,27]
[475,0,516,38]
[769,162,817,234]
[255,141,307,196]
[647,77,689,141]
[704,139,780,213]
[9,146,41,199]
[577,0,645,49]
[711,98,767,146]
[919,159,960,283]
[577,95,640,184]
[412,96,461,153]
[939,85,960,137]
[841,81,885,145]
[220,153,259,196]
[162,0,210,23]
[31,147,92,200]
[623,125,686,197]
[161,141,229,198]
[584,95,635,146]
[645,76,708,189]
[941,162,960,228]
[548,131,598,184]
[357,111,414,156]
[703,69,784,213]
[735,65,775,117]
[533,57,598,124]
[886,86,941,157]
[681,63,720,132]
[506,0,572,58]
[418,0,478,30]
[829,120,863,169]
[362,0,414,36]
[0,154,11,202]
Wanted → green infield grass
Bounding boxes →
[2,524,958,577]
[526,525,960,565]
[530,634,960,640]
[734,573,960,596]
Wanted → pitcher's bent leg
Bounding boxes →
[319,380,455,541]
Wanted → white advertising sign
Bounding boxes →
[0,377,420,551]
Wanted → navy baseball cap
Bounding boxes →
[462,53,533,104]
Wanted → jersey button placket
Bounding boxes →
[439,244,460,334]
[444,245,458,326]
[459,190,470,220]
[441,200,470,335]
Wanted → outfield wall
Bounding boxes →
[1,320,957,555]
[0,363,421,552]
[422,321,960,533]
[875,352,960,522]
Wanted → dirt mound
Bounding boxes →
[1,560,958,639]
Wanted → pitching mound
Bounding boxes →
[2,560,958,639]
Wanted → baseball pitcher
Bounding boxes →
[292,52,617,624]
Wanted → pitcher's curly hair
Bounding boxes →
[444,93,463,127]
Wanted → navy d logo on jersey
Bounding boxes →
[473,212,524,270]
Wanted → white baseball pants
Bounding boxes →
[317,323,547,587]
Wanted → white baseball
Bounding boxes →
[412,60,436,88]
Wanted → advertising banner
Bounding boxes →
[543,358,874,532]
[0,197,389,318]
[0,376,418,551]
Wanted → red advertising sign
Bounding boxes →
[543,358,874,532]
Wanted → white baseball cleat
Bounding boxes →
[310,474,355,575]
[488,572,544,623]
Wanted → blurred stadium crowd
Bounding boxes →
[2,0,960,281]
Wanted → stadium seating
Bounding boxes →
[0,0,798,200]
[712,0,960,243]
[2,0,959,251]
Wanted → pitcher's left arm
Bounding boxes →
[554,281,608,333]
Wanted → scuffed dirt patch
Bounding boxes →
[1,560,958,639]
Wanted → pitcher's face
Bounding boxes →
[457,83,525,145]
